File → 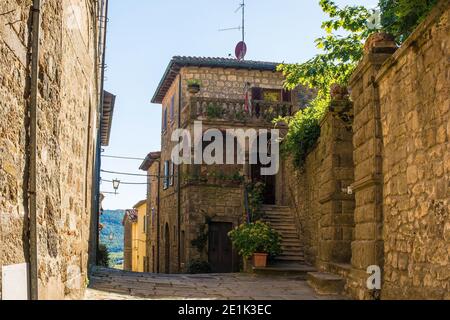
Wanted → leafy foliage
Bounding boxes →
[277,0,370,167]
[206,103,224,119]
[186,260,212,274]
[245,181,266,222]
[100,210,125,267]
[97,244,110,267]
[276,105,325,167]
[276,0,437,168]
[228,221,282,259]
[187,79,201,86]
[380,0,438,43]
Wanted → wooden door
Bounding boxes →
[208,222,233,273]
[251,164,276,205]
[164,224,170,274]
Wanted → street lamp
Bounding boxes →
[112,179,120,194]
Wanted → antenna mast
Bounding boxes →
[219,0,247,60]
[241,0,245,43]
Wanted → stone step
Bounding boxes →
[253,263,315,279]
[281,249,305,256]
[275,255,306,262]
[269,226,298,233]
[307,272,345,296]
[264,217,295,222]
[261,205,290,211]
[281,245,304,251]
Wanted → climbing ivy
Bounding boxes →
[277,0,370,167]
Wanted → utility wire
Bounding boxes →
[101,179,148,185]
[101,169,154,177]
[102,155,145,161]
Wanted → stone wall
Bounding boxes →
[182,184,243,271]
[123,218,132,271]
[283,105,355,269]
[348,1,449,300]
[377,2,449,299]
[0,0,100,299]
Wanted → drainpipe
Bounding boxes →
[28,0,41,301]
[177,76,182,271]
[156,159,161,273]
[91,0,109,266]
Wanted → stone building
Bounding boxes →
[122,210,135,272]
[139,151,161,273]
[131,200,147,272]
[0,0,111,299]
[148,57,311,274]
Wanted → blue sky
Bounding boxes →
[102,0,378,210]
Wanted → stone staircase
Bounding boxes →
[262,205,306,264]
[253,205,316,278]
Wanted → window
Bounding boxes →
[169,162,175,186]
[143,214,148,234]
[162,107,168,132]
[251,87,292,103]
[170,95,175,122]
[163,160,170,190]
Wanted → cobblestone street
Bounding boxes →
[85,268,344,300]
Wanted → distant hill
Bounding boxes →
[100,209,125,267]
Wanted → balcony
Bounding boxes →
[183,97,294,125]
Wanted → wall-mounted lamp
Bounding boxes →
[112,179,120,194]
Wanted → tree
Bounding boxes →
[276,0,438,167]
[380,0,438,43]
[276,0,372,166]
[97,244,110,267]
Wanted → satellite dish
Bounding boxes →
[235,41,247,60]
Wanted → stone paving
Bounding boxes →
[85,267,345,300]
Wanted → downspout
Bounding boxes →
[156,159,161,273]
[177,76,182,271]
[29,0,41,301]
[92,0,109,266]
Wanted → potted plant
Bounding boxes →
[187,79,201,94]
[228,221,282,268]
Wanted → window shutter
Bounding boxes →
[282,89,292,102]
[163,161,169,189]
[169,162,174,186]
[170,96,175,121]
[163,107,168,131]
[251,87,262,100]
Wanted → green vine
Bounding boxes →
[245,181,265,222]
[191,216,213,253]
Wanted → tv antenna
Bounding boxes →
[219,0,247,60]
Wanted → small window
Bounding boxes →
[170,96,175,122]
[163,161,170,190]
[169,162,174,186]
[162,107,168,132]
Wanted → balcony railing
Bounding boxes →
[183,97,294,124]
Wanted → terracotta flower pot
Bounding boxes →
[187,84,200,94]
[253,253,268,268]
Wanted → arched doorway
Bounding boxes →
[164,223,170,274]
